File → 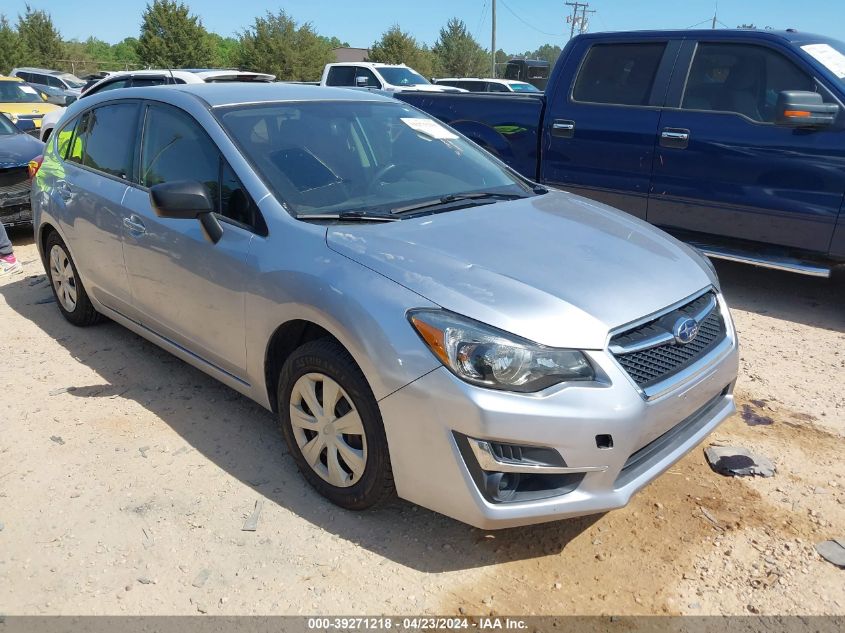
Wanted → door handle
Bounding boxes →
[660,128,690,149]
[551,119,575,138]
[123,215,146,235]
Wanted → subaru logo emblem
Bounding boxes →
[673,317,699,345]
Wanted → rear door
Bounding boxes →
[120,102,261,379]
[649,39,845,253]
[541,37,679,219]
[52,102,139,314]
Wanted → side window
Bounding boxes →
[354,67,381,88]
[16,71,31,82]
[47,76,63,89]
[55,116,80,160]
[76,103,139,179]
[487,82,509,92]
[130,76,168,88]
[573,43,667,106]
[89,78,131,95]
[682,43,816,122]
[326,66,355,86]
[141,105,263,230]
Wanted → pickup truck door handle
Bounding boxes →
[551,119,575,138]
[660,128,690,149]
[123,215,147,235]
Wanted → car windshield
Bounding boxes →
[59,73,85,89]
[510,82,541,93]
[218,100,530,218]
[0,81,43,103]
[377,67,429,86]
[0,113,20,135]
[800,39,845,87]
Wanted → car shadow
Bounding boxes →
[0,268,600,574]
[712,259,845,333]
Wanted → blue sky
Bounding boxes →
[5,0,844,52]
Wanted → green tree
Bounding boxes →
[207,32,240,68]
[112,37,140,67]
[320,35,350,49]
[237,11,333,81]
[17,5,63,69]
[0,15,23,74]
[368,25,433,77]
[530,44,562,65]
[431,18,489,77]
[138,0,215,68]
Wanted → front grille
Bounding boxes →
[611,292,726,389]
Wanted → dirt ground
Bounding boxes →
[0,225,843,617]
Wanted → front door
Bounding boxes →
[121,103,263,381]
[541,38,679,220]
[648,40,845,254]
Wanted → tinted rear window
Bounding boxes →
[326,67,355,86]
[573,43,666,106]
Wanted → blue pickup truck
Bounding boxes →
[397,30,845,277]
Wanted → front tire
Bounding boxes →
[278,339,395,510]
[44,231,103,327]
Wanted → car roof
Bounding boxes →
[436,78,527,84]
[575,28,833,44]
[13,67,65,75]
[329,62,407,68]
[78,82,394,109]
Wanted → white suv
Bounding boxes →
[38,68,275,141]
[320,63,463,93]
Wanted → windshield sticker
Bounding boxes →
[19,85,39,94]
[400,117,458,140]
[801,43,845,79]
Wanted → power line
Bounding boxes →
[499,0,567,38]
[474,0,489,41]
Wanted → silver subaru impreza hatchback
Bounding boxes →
[31,84,738,529]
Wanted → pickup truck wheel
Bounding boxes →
[278,339,395,510]
[44,232,103,326]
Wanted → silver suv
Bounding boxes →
[31,83,738,528]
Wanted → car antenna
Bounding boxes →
[167,67,175,84]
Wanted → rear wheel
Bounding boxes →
[278,339,395,510]
[44,231,103,326]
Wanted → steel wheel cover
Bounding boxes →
[49,244,78,312]
[289,372,367,488]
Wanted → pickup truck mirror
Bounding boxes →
[775,91,839,127]
[149,180,223,244]
[355,76,369,88]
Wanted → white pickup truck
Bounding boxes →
[320,62,463,93]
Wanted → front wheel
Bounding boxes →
[278,339,395,510]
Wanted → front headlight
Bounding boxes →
[408,309,594,392]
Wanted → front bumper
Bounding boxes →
[379,304,738,529]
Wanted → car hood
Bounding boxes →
[326,192,716,350]
[394,84,465,93]
[0,132,44,165]
[0,103,59,116]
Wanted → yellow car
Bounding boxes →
[0,75,60,130]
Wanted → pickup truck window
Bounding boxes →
[572,43,666,106]
[355,67,381,88]
[682,43,814,122]
[326,66,355,86]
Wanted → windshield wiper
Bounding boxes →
[296,210,398,222]
[390,192,526,216]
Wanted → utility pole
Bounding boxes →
[579,3,596,34]
[491,0,497,77]
[566,2,593,39]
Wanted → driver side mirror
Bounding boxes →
[149,180,223,244]
[355,76,369,88]
[775,91,839,127]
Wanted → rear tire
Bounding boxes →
[278,339,395,510]
[44,231,103,327]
